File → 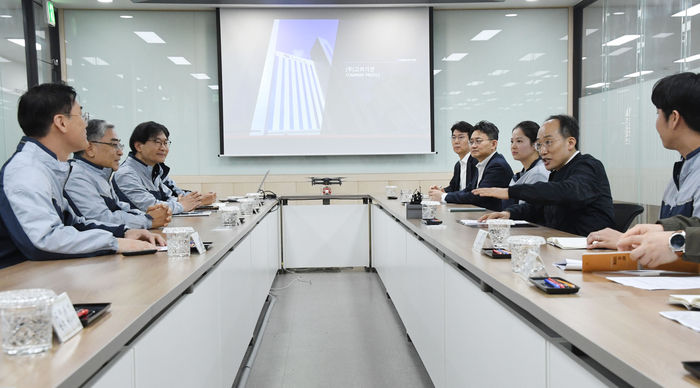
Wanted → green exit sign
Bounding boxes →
[46,1,55,27]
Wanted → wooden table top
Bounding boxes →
[0,201,278,388]
[371,196,700,388]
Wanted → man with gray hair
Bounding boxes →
[64,119,171,229]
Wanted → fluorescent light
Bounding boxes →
[560,35,568,41]
[503,82,518,87]
[482,91,495,95]
[448,91,462,95]
[121,15,133,19]
[466,81,483,86]
[433,70,442,75]
[613,12,625,15]
[673,4,700,17]
[586,29,598,36]
[442,53,468,61]
[116,105,124,109]
[0,56,9,63]
[82,57,109,65]
[505,14,517,17]
[134,31,165,44]
[190,73,210,80]
[98,0,113,2]
[208,85,219,90]
[519,53,544,61]
[487,70,509,76]
[585,82,609,89]
[0,15,12,18]
[623,70,653,78]
[168,56,191,65]
[603,35,640,46]
[528,71,550,77]
[7,39,40,50]
[674,54,700,63]
[471,30,501,41]
[609,47,632,56]
[653,33,673,38]
[117,74,123,78]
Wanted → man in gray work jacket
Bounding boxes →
[64,119,172,229]
[112,121,216,214]
[0,84,165,270]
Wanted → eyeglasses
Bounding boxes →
[451,135,468,142]
[534,138,562,152]
[63,112,90,122]
[148,139,172,148]
[468,138,485,146]
[92,141,124,151]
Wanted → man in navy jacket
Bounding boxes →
[429,120,513,211]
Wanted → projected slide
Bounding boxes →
[219,8,432,157]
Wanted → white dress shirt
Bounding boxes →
[475,152,496,187]
[459,154,470,191]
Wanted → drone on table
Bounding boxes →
[309,177,344,195]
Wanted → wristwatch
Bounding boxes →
[669,231,686,257]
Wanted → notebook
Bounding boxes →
[547,237,587,250]
[669,295,700,310]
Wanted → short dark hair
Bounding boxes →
[451,121,474,136]
[546,114,579,150]
[75,119,115,157]
[473,120,499,141]
[17,83,77,138]
[512,120,540,144]
[651,72,700,133]
[129,121,170,154]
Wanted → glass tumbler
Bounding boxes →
[400,189,412,203]
[0,289,56,355]
[220,206,240,227]
[507,235,546,274]
[163,227,195,258]
[386,186,398,199]
[246,192,262,209]
[486,219,515,250]
[239,198,254,216]
[421,201,439,219]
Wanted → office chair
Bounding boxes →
[613,203,645,233]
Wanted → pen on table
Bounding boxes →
[557,279,576,288]
[543,278,561,288]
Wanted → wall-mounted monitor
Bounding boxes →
[218,7,433,157]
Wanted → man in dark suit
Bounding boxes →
[429,120,513,211]
[475,115,615,236]
[431,121,476,195]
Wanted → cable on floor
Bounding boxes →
[270,275,311,291]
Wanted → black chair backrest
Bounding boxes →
[613,203,645,233]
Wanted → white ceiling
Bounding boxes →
[50,0,582,11]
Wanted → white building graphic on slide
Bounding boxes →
[250,20,334,136]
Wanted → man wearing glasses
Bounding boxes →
[64,119,172,229]
[429,121,476,197]
[0,84,165,269]
[429,120,513,211]
[475,115,615,236]
[113,121,216,214]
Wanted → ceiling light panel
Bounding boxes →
[442,53,467,61]
[673,4,700,17]
[168,56,191,65]
[608,47,632,56]
[471,30,501,41]
[603,35,640,46]
[190,73,210,79]
[134,31,165,44]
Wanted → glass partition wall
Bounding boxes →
[579,0,700,221]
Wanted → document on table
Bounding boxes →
[660,311,700,332]
[172,211,212,217]
[547,237,587,250]
[458,220,530,226]
[606,276,700,290]
[554,259,582,271]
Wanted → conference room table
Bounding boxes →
[0,194,699,388]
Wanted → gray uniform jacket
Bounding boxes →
[112,153,185,214]
[660,147,700,219]
[0,137,122,269]
[65,156,152,229]
[503,158,550,208]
